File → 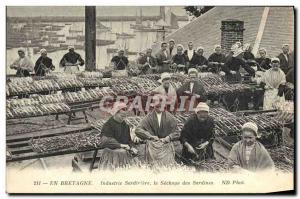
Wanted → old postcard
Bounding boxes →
[6,6,295,194]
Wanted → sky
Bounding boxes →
[6,6,188,17]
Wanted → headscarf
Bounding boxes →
[40,48,47,54]
[214,45,221,52]
[18,48,25,53]
[231,44,244,57]
[195,102,209,113]
[196,46,204,52]
[158,72,171,83]
[188,68,198,76]
[242,122,261,138]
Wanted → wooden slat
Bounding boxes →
[7,140,30,148]
[7,146,103,162]
[9,146,33,155]
[6,125,92,143]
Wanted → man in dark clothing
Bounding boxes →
[111,49,129,70]
[156,42,172,73]
[180,102,215,165]
[184,41,198,68]
[137,48,157,74]
[60,46,84,72]
[255,48,271,71]
[168,39,176,57]
[34,49,55,76]
[208,45,226,73]
[277,44,292,74]
[172,44,189,73]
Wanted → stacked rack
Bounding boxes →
[6,94,70,119]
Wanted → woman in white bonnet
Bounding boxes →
[228,122,274,171]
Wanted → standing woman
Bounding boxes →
[10,48,34,77]
[34,49,55,76]
[259,57,286,110]
[228,122,274,172]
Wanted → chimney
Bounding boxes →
[220,19,245,53]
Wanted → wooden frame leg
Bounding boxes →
[68,112,72,125]
[83,111,89,123]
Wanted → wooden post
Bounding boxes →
[85,6,96,71]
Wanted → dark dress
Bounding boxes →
[184,50,198,68]
[255,57,271,71]
[180,114,215,164]
[60,51,85,67]
[222,54,255,83]
[101,117,133,148]
[97,117,135,169]
[34,56,55,76]
[222,54,255,111]
[207,53,226,73]
[111,56,129,70]
[172,54,189,73]
[243,52,255,60]
[137,55,157,74]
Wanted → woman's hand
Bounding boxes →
[120,144,130,150]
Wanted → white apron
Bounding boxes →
[64,65,79,73]
[263,88,285,110]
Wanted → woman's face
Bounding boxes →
[18,51,25,58]
[197,111,208,121]
[259,50,266,58]
[189,72,197,79]
[162,78,170,89]
[242,130,256,146]
[271,60,280,71]
[115,109,127,122]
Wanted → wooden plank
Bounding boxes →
[7,146,103,162]
[9,146,33,155]
[7,140,30,148]
[6,125,93,143]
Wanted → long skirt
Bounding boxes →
[144,140,177,167]
[98,148,137,170]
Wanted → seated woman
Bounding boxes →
[228,122,275,172]
[177,68,207,111]
[135,94,179,167]
[98,102,138,170]
[180,102,215,165]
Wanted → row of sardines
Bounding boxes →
[30,108,283,152]
[6,88,116,119]
[6,72,253,98]
[6,71,107,96]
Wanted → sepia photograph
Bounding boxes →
[5,5,295,194]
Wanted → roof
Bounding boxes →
[155,6,294,58]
